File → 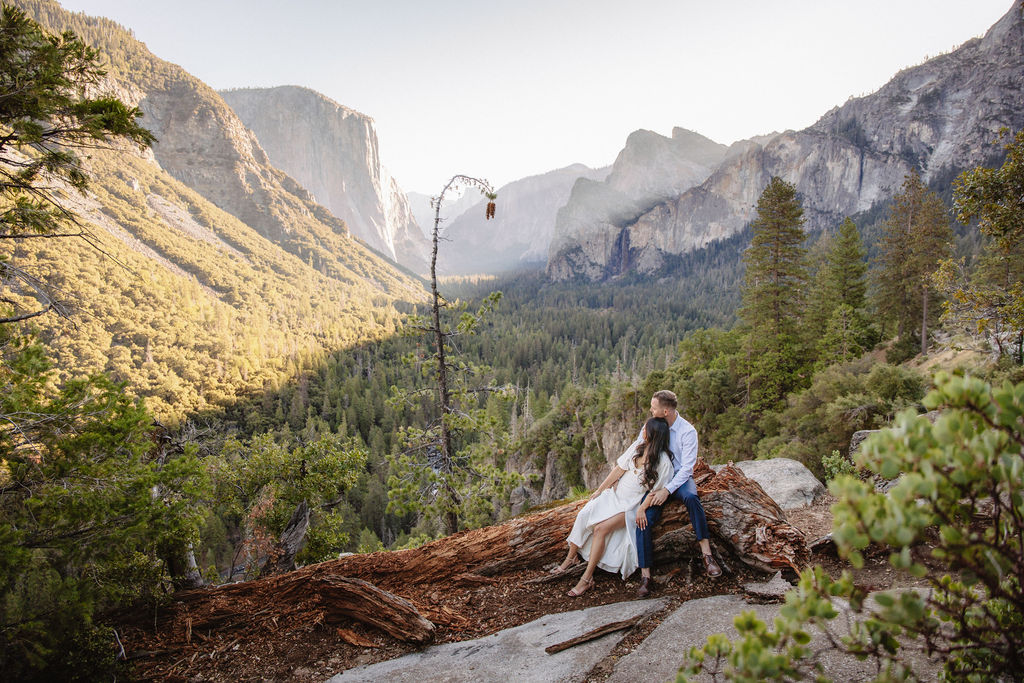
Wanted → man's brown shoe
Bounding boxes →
[702,554,722,577]
[637,576,651,597]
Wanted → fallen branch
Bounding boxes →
[336,628,379,648]
[544,615,644,655]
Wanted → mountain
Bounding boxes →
[548,1,1024,281]
[547,128,729,280]
[9,0,425,422]
[219,86,429,272]
[435,164,609,275]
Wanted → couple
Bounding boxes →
[552,390,721,597]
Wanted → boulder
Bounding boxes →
[731,458,826,510]
[848,429,879,459]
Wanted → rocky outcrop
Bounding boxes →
[436,164,608,275]
[220,86,429,271]
[548,128,728,281]
[549,1,1024,280]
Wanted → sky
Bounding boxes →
[57,0,1013,195]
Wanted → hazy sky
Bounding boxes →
[58,0,1012,194]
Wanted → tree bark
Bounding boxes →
[164,542,205,590]
[260,500,310,576]
[171,573,435,644]
[921,284,929,355]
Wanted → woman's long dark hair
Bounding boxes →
[635,417,672,490]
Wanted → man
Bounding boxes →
[634,390,720,597]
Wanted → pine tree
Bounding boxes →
[805,218,871,367]
[739,176,809,410]
[816,303,874,368]
[0,329,207,677]
[872,170,953,356]
[826,217,868,310]
[387,176,517,536]
[943,128,1024,362]
[0,5,155,323]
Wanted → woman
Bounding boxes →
[552,417,675,597]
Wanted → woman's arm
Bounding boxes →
[635,494,654,529]
[589,466,625,500]
[636,454,675,528]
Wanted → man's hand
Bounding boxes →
[650,488,669,506]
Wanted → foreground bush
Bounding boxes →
[680,372,1024,681]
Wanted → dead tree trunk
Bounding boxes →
[261,500,310,576]
[656,461,809,573]
[302,459,807,590]
[169,573,435,645]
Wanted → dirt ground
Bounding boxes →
[122,494,928,682]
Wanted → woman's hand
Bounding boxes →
[636,507,648,530]
[588,488,602,502]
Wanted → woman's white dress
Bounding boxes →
[566,445,674,579]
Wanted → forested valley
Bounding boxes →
[4,2,1024,680]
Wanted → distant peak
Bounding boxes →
[671,127,722,146]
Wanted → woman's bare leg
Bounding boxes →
[570,515,624,595]
[554,542,581,572]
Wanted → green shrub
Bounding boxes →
[680,373,1024,681]
[821,449,855,481]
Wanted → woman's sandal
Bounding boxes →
[549,560,578,575]
[567,577,594,597]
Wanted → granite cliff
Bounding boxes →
[220,87,429,272]
[548,1,1024,281]
[548,127,728,280]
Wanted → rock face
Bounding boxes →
[548,1,1024,281]
[95,53,364,269]
[13,0,429,291]
[220,86,429,271]
[437,164,609,275]
[548,128,728,281]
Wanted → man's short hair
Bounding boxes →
[652,390,677,409]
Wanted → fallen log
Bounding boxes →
[125,459,805,661]
[667,461,809,573]
[172,572,435,645]
[306,459,807,590]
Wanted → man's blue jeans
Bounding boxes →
[636,476,709,569]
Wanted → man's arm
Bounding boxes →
[664,424,698,494]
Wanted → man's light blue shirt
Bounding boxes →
[631,414,698,494]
